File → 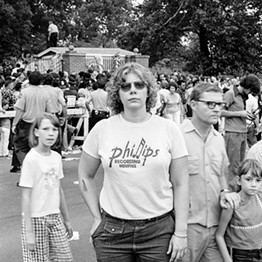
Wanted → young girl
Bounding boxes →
[216,159,262,262]
[19,113,73,261]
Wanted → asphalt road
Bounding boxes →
[0,151,104,262]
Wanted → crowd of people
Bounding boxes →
[1,60,262,261]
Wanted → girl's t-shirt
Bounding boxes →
[82,114,188,219]
[225,193,262,250]
[19,148,63,217]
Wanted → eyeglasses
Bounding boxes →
[196,99,225,109]
[120,81,146,92]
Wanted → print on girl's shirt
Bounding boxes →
[44,167,59,190]
[109,138,159,168]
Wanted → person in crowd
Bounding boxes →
[78,72,93,99]
[13,82,22,100]
[64,74,78,100]
[47,20,59,47]
[150,81,165,115]
[78,62,189,262]
[176,79,188,120]
[42,73,67,153]
[163,82,182,124]
[19,113,73,261]
[246,92,260,148]
[42,74,66,116]
[247,134,262,162]
[185,80,196,119]
[221,74,261,191]
[0,84,10,157]
[8,85,22,171]
[11,63,21,76]
[179,82,241,262]
[216,159,262,262]
[85,73,110,131]
[0,77,15,157]
[59,71,69,89]
[11,71,51,168]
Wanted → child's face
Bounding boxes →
[35,119,59,148]
[238,171,262,196]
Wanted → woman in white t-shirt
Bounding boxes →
[78,62,189,262]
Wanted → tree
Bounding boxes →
[118,0,188,65]
[27,0,83,52]
[78,0,134,47]
[0,0,32,62]
[185,0,262,75]
[119,0,262,75]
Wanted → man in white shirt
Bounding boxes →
[48,21,59,47]
[246,93,260,148]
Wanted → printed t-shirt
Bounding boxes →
[82,114,188,219]
[19,148,63,217]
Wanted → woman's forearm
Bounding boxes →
[79,176,101,220]
[173,183,188,235]
[78,153,102,220]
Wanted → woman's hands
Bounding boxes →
[167,235,187,261]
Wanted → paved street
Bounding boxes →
[0,151,103,262]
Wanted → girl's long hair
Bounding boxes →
[29,113,61,148]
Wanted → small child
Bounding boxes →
[19,113,73,261]
[216,159,262,262]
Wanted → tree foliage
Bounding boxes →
[78,0,134,47]
[119,0,262,75]
[0,0,262,75]
[0,0,32,60]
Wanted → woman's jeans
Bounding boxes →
[92,211,175,262]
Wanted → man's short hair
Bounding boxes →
[28,71,42,85]
[190,82,222,101]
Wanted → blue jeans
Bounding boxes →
[92,211,175,262]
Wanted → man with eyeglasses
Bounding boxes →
[179,82,240,262]
[220,74,261,192]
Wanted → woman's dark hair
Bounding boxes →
[167,82,178,90]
